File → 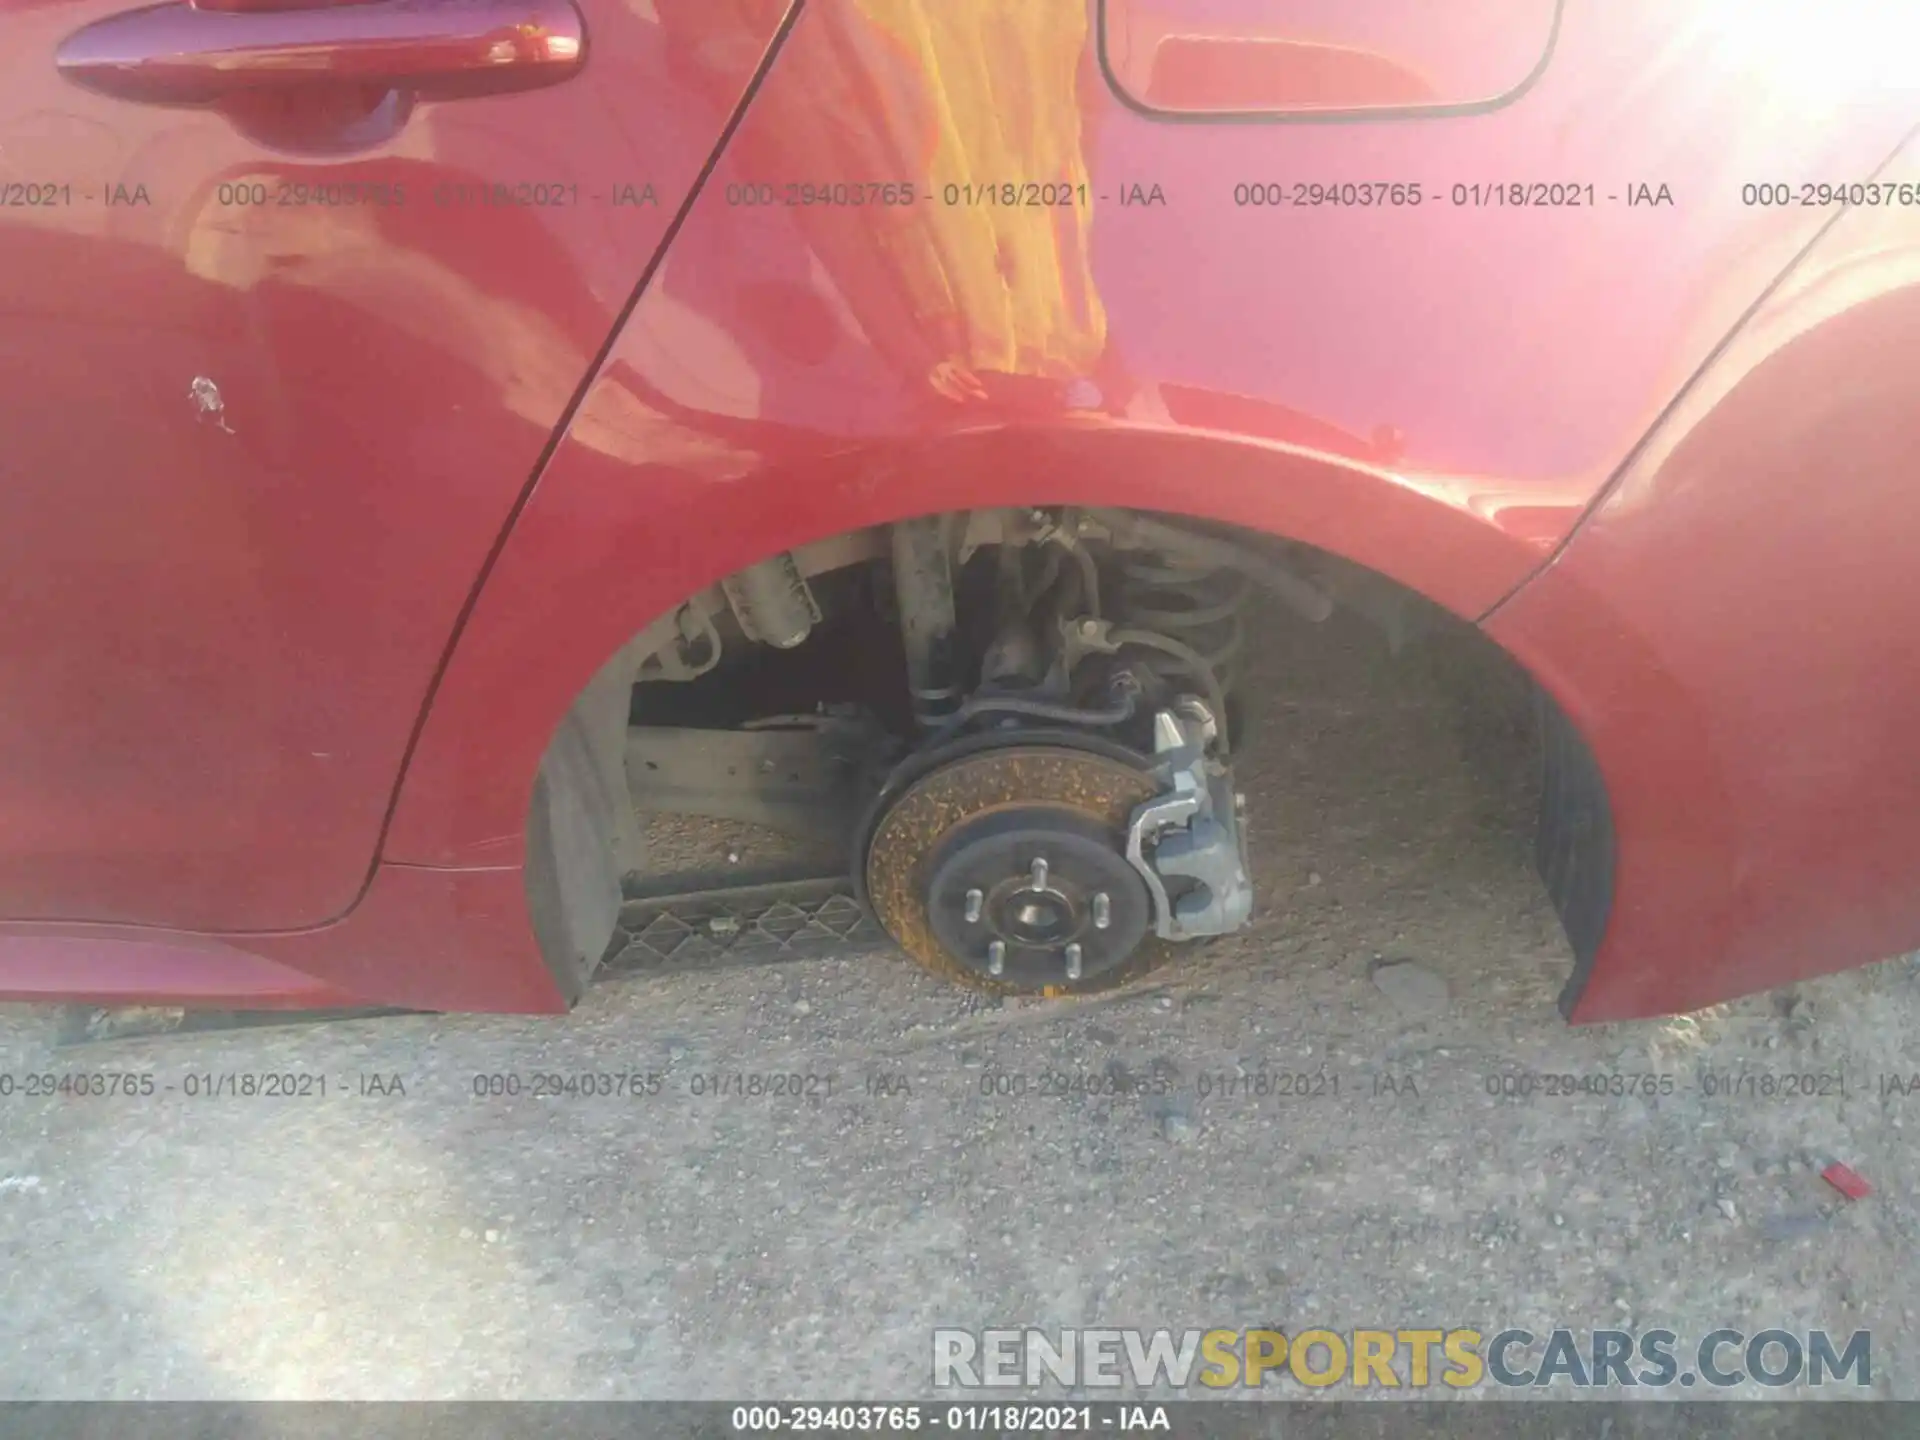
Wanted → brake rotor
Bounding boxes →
[863,744,1165,994]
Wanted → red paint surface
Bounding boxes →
[0,0,793,932]
[0,863,559,1011]
[2,0,1918,1017]
[1488,154,1920,1021]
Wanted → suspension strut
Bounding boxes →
[891,517,961,729]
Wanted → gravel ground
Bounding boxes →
[1,611,1916,1402]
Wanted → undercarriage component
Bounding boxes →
[862,738,1163,992]
[925,808,1153,987]
[613,509,1293,997]
[1113,546,1251,717]
[636,603,724,683]
[1085,508,1333,626]
[625,711,893,863]
[890,517,961,728]
[608,876,887,976]
[1125,701,1253,941]
[1058,615,1231,754]
[859,696,1256,993]
[922,681,1139,747]
[941,508,1278,759]
[720,552,821,650]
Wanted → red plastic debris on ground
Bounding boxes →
[1821,1162,1872,1200]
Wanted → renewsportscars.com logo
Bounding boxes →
[932,1327,1872,1390]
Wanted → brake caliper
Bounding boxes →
[1125,700,1254,941]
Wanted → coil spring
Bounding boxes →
[1113,549,1250,710]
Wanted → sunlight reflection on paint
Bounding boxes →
[1684,0,1920,103]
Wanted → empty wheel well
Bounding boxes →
[527,504,1612,999]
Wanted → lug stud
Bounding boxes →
[964,888,984,923]
[1064,942,1083,980]
[1029,856,1049,891]
[987,940,1006,976]
[1092,892,1111,930]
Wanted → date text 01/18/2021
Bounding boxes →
[1229,181,1676,208]
[1481,1070,1851,1099]
[718,181,1167,207]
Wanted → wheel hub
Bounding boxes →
[924,809,1151,986]
[861,741,1162,993]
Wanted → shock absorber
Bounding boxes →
[1112,548,1251,719]
[891,517,961,729]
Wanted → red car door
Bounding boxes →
[0,0,794,930]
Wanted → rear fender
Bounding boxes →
[383,422,1553,871]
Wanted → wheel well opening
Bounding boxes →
[529,504,1609,1002]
